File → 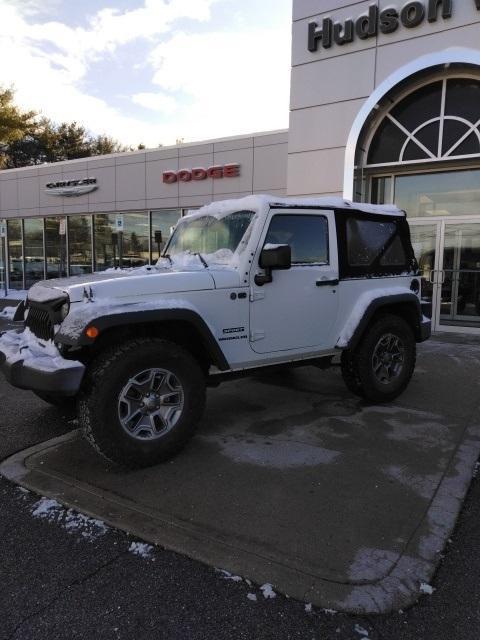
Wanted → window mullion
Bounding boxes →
[387,114,436,160]
[438,78,447,158]
[444,116,480,157]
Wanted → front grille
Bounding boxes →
[25,305,54,341]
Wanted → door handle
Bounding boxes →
[428,270,445,284]
[316,278,339,287]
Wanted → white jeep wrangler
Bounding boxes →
[0,196,430,467]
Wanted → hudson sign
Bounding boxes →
[163,164,240,184]
[308,0,480,52]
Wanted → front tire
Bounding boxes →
[78,338,206,468]
[342,314,416,403]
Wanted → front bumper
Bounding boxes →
[0,330,85,396]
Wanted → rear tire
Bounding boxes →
[78,338,206,468]
[342,314,416,403]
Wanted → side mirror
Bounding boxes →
[259,244,291,270]
[255,244,291,286]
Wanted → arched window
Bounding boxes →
[367,78,480,166]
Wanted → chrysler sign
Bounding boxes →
[45,177,98,197]
[163,164,240,184]
[308,0,480,52]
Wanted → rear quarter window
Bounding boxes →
[336,211,416,278]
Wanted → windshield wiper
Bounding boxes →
[193,252,208,268]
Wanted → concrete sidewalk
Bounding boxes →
[2,337,480,614]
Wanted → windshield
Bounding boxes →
[165,210,255,265]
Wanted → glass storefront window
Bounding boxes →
[7,219,23,290]
[94,213,150,271]
[68,215,92,276]
[24,218,44,288]
[394,169,480,217]
[94,214,116,271]
[370,177,392,205]
[122,212,149,268]
[151,210,181,261]
[45,217,67,279]
[0,219,6,294]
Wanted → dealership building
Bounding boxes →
[1,0,480,334]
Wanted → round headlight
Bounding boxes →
[60,301,70,320]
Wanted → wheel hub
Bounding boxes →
[142,393,161,412]
[372,333,405,385]
[117,368,185,441]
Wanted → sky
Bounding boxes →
[0,0,292,148]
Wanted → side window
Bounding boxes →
[264,215,329,265]
[346,218,407,268]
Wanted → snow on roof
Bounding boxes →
[187,195,405,219]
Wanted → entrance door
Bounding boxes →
[409,222,442,322]
[437,222,480,331]
[410,220,480,333]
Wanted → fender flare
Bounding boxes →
[57,308,230,371]
[341,293,423,350]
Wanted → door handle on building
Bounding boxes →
[428,270,446,285]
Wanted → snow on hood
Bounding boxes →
[28,258,242,305]
[28,265,216,304]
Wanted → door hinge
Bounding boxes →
[250,289,265,302]
[250,330,265,342]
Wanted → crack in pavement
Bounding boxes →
[5,551,127,640]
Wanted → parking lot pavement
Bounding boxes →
[2,336,480,618]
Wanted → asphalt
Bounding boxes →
[1,317,480,638]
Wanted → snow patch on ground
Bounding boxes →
[32,497,60,517]
[129,542,154,559]
[204,434,340,469]
[354,623,370,637]
[0,306,17,319]
[31,497,108,541]
[383,465,442,500]
[1,289,27,301]
[246,593,257,602]
[419,582,435,595]
[260,583,276,599]
[304,603,312,613]
[218,569,243,582]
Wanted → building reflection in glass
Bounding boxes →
[45,217,67,280]
[68,215,92,276]
[24,218,45,288]
[7,219,23,290]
